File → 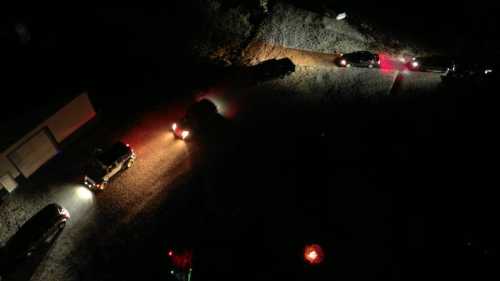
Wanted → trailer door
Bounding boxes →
[7,127,59,177]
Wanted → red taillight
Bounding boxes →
[168,249,193,270]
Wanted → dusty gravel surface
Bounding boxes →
[0,44,444,280]
[0,98,197,281]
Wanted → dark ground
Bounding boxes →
[69,67,500,281]
[1,2,499,281]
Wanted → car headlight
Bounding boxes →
[172,123,177,131]
[60,208,71,219]
[411,61,419,68]
[181,131,190,139]
[340,59,347,66]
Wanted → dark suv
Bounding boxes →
[250,57,296,81]
[335,51,380,68]
[0,203,70,274]
[172,99,218,141]
[406,56,452,73]
[84,141,136,191]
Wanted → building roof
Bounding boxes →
[0,90,80,152]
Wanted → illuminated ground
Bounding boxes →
[0,98,198,280]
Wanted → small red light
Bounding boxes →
[126,143,130,147]
[169,249,193,269]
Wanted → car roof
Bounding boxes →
[344,51,376,58]
[19,204,62,232]
[6,204,63,253]
[186,99,217,117]
[85,162,107,181]
[97,142,131,166]
[350,51,373,55]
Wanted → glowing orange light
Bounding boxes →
[304,244,324,265]
[308,250,318,260]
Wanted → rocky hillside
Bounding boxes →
[189,0,420,66]
[254,2,373,54]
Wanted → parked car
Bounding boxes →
[83,141,136,191]
[406,56,453,73]
[0,203,70,274]
[250,57,295,81]
[335,51,380,68]
[172,99,218,141]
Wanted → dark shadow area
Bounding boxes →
[57,69,499,280]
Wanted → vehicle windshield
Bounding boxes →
[178,117,192,129]
[96,142,130,166]
[345,51,374,61]
[85,163,106,183]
